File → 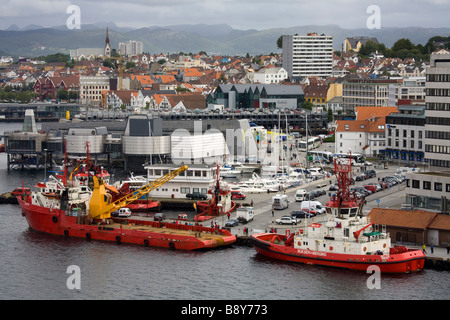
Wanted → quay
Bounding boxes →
[224,168,450,272]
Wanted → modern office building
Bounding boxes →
[383,104,426,164]
[405,171,450,213]
[342,78,400,116]
[424,49,450,168]
[282,33,333,79]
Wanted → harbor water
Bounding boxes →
[0,123,449,300]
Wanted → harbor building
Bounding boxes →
[404,171,450,214]
[282,33,333,79]
[121,114,170,170]
[424,49,450,168]
[4,110,49,169]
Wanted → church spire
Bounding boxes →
[105,27,111,57]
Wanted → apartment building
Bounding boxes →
[282,33,333,79]
[79,76,111,106]
[119,40,144,56]
[253,67,288,84]
[424,49,450,168]
[389,77,426,105]
[342,78,400,115]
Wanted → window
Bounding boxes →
[423,181,431,190]
[435,182,442,192]
[446,184,450,192]
[412,180,420,188]
[181,187,190,194]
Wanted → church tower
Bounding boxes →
[104,27,111,57]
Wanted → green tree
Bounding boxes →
[392,38,415,52]
[277,36,283,49]
[125,61,136,69]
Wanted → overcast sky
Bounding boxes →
[1,0,450,30]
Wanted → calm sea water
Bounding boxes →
[0,122,449,301]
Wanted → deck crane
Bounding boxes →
[89,165,188,221]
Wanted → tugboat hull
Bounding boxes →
[250,233,425,273]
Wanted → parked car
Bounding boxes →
[154,212,166,221]
[302,208,318,216]
[355,173,368,181]
[364,185,377,193]
[351,187,370,197]
[225,219,239,227]
[364,170,377,178]
[231,190,246,200]
[290,210,313,219]
[366,182,381,191]
[186,192,207,200]
[276,216,299,225]
[329,184,338,191]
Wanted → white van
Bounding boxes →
[272,194,289,210]
[300,201,326,214]
[112,207,132,218]
[295,189,308,202]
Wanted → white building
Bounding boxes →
[119,40,144,56]
[282,33,333,79]
[424,49,450,169]
[79,76,110,106]
[335,107,396,157]
[388,77,426,105]
[253,67,288,84]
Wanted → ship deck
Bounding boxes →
[108,218,232,242]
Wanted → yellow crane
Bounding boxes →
[89,165,188,221]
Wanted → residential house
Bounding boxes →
[335,106,397,156]
[105,90,140,110]
[341,36,379,53]
[253,67,288,84]
[34,75,80,101]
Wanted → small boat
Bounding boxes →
[219,165,242,178]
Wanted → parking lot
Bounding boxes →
[225,165,408,235]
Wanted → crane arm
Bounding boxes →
[89,165,188,220]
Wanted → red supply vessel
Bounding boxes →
[18,164,235,250]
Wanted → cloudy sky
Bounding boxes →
[1,0,449,30]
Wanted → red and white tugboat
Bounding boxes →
[250,153,425,273]
[194,164,236,222]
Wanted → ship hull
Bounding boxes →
[18,198,236,251]
[250,233,425,273]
